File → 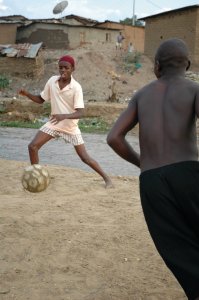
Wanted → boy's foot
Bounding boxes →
[105,178,114,189]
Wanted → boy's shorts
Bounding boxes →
[40,124,84,146]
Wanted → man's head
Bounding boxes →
[154,38,190,78]
[59,55,75,68]
[58,55,75,80]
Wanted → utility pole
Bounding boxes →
[132,0,135,26]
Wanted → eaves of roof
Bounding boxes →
[19,21,119,31]
[138,5,199,20]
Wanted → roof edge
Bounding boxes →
[138,5,199,20]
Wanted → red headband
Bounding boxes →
[59,55,75,68]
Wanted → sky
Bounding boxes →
[0,0,199,22]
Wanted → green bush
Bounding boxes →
[123,51,142,75]
[0,75,9,90]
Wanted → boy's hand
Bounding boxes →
[18,89,28,97]
[50,114,66,124]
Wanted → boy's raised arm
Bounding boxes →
[18,89,44,104]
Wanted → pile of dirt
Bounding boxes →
[0,45,156,125]
[0,45,155,103]
[1,46,199,129]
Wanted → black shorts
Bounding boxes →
[139,161,199,300]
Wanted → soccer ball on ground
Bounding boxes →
[22,164,50,193]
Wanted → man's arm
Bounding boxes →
[194,84,199,118]
[19,89,44,104]
[107,97,140,168]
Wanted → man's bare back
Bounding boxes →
[135,75,199,171]
[107,38,199,172]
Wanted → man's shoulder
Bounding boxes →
[130,80,159,104]
[137,80,157,94]
[185,77,199,88]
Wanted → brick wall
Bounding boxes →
[0,55,44,78]
[144,7,198,66]
[0,24,17,44]
[97,22,145,52]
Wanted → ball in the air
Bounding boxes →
[22,164,50,193]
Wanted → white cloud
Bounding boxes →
[0,0,8,11]
[138,6,172,18]
[162,7,172,12]
[61,0,121,21]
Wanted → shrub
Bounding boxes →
[0,75,9,90]
[123,51,142,75]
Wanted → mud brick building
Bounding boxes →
[0,43,44,78]
[140,5,199,67]
[96,21,145,52]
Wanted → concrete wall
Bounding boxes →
[0,24,17,44]
[144,7,198,66]
[17,23,119,49]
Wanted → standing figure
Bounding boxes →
[116,31,125,52]
[107,38,199,299]
[19,55,113,188]
[128,42,134,53]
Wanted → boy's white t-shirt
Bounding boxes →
[40,75,84,135]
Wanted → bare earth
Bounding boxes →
[1,45,156,103]
[0,47,187,299]
[0,159,186,300]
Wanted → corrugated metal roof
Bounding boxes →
[0,42,42,58]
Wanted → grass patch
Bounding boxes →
[79,118,110,133]
[0,75,9,90]
[0,117,111,133]
[123,51,142,75]
[0,120,44,129]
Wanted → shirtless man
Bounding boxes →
[107,38,199,299]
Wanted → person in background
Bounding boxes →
[116,32,125,53]
[128,42,134,53]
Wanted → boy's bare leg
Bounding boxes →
[74,143,113,188]
[28,131,53,164]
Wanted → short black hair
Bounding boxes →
[155,38,189,69]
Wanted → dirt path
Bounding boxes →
[0,158,185,300]
[0,127,140,176]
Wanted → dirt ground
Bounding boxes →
[0,47,188,299]
[0,45,155,126]
[0,44,156,102]
[0,159,186,300]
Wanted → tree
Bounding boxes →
[120,16,145,27]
